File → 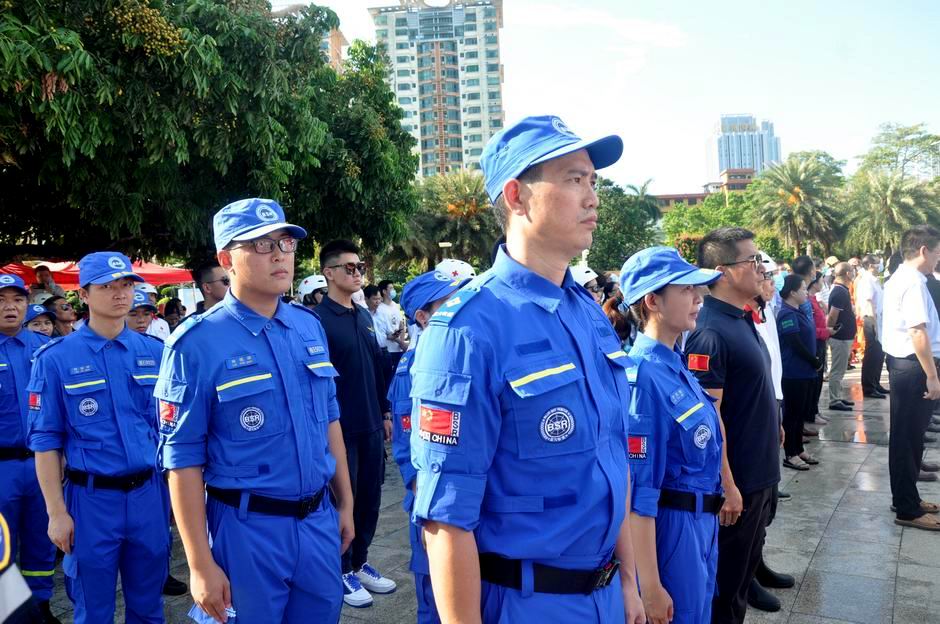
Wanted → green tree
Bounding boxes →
[0,1,418,262]
[859,122,940,180]
[587,178,661,272]
[660,193,752,245]
[845,170,940,255]
[625,178,661,223]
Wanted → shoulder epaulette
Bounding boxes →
[429,272,497,327]
[145,333,164,345]
[32,336,64,360]
[164,314,201,348]
[289,300,320,319]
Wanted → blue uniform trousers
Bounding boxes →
[655,507,718,623]
[0,457,56,600]
[63,473,169,624]
[206,494,342,623]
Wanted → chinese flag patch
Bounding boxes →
[159,401,179,433]
[628,435,648,460]
[418,405,460,446]
[688,354,710,372]
[28,393,41,411]
[401,415,412,433]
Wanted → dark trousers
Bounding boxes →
[782,378,814,457]
[711,485,775,624]
[810,339,827,422]
[342,428,385,573]
[861,317,885,394]
[887,355,935,520]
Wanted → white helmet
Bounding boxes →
[138,283,158,295]
[29,292,55,305]
[572,265,599,287]
[759,251,778,273]
[435,258,476,281]
[298,274,328,297]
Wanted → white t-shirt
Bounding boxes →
[882,263,940,358]
[755,300,784,401]
[376,301,404,353]
[147,317,170,341]
[368,309,389,348]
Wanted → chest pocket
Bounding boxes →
[672,392,720,469]
[130,371,159,417]
[216,373,283,440]
[63,378,110,427]
[0,363,13,396]
[303,360,338,423]
[505,355,595,459]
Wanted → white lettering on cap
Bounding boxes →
[256,204,278,222]
[107,256,126,270]
[0,275,15,285]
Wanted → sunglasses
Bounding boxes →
[58,303,72,311]
[232,237,298,254]
[205,277,230,286]
[327,262,367,276]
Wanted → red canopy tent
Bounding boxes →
[1,261,192,291]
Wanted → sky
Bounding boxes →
[273,0,940,194]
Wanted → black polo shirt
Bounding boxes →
[684,295,781,495]
[828,283,856,341]
[315,295,389,437]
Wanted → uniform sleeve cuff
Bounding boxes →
[27,433,63,453]
[631,485,661,517]
[412,470,486,531]
[161,443,206,469]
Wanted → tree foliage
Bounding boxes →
[0,1,418,263]
[859,123,940,181]
[661,193,752,245]
[587,178,661,272]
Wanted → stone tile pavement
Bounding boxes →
[44,369,940,622]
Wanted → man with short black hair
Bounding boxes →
[688,227,782,624]
[192,260,229,315]
[857,255,888,398]
[363,285,387,349]
[376,280,407,380]
[29,265,65,305]
[826,263,857,411]
[317,239,396,607]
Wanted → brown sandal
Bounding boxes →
[921,501,940,513]
[895,515,940,531]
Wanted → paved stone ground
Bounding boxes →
[45,368,940,623]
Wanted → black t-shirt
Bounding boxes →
[828,284,856,340]
[684,296,781,495]
[315,296,389,437]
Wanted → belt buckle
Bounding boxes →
[297,496,316,519]
[589,559,620,593]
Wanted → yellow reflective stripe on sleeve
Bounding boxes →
[0,363,8,368]
[509,363,576,389]
[20,569,55,577]
[215,373,273,392]
[0,512,9,570]
[606,350,628,359]
[306,362,334,370]
[132,374,159,381]
[63,379,106,390]
[676,402,705,424]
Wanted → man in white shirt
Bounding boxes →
[139,283,170,340]
[882,225,940,531]
[856,255,888,398]
[364,285,388,349]
[376,280,408,381]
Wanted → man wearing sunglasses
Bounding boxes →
[156,198,355,623]
[192,260,230,317]
[42,296,77,338]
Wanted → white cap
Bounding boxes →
[29,292,54,305]
[138,283,158,294]
[435,258,477,281]
[298,274,328,297]
[759,251,778,273]
[571,265,599,287]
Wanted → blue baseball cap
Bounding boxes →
[78,252,143,287]
[619,246,722,305]
[0,274,28,296]
[479,115,624,203]
[131,288,157,312]
[213,198,307,252]
[25,304,55,323]
[400,271,465,323]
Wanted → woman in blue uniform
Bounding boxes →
[619,247,724,624]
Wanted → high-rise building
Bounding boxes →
[321,28,349,72]
[712,114,782,176]
[368,0,505,177]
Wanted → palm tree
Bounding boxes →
[625,178,661,223]
[845,171,940,256]
[748,156,842,256]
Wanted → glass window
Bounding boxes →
[375,15,388,25]
[465,106,481,114]
[450,151,463,161]
[418,69,434,81]
[486,49,499,59]
[466,64,479,72]
[486,75,500,85]
[491,119,502,128]
[447,124,461,133]
[376,29,388,38]
[398,83,412,91]
[397,69,411,77]
[485,21,497,32]
[470,148,483,156]
[464,23,477,32]
[464,37,477,45]
[447,138,462,148]
[467,120,482,128]
[487,90,500,100]
[466,134,483,143]
[399,97,412,105]
[484,34,497,44]
[395,17,408,26]
[444,95,460,106]
[466,92,481,100]
[484,7,497,17]
[465,78,480,87]
[395,28,408,36]
[465,50,478,59]
[486,63,500,72]
[420,96,435,107]
[396,42,410,50]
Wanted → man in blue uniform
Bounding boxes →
[156,198,354,624]
[409,116,645,623]
[388,271,464,624]
[27,253,168,624]
[0,274,58,623]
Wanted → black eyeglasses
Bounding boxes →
[585,285,603,293]
[725,255,763,270]
[232,237,298,254]
[327,262,367,276]
[205,277,230,286]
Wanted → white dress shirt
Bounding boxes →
[755,299,784,401]
[377,301,404,353]
[882,263,940,358]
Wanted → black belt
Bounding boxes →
[478,553,620,595]
[65,467,153,492]
[206,485,326,520]
[659,489,724,515]
[0,447,34,461]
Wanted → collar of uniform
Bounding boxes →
[631,331,684,373]
[493,245,576,313]
[318,294,358,317]
[221,291,290,336]
[0,329,29,347]
[703,295,748,319]
[78,323,136,353]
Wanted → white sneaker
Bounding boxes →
[342,572,373,607]
[357,562,397,594]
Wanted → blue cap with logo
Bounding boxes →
[78,252,144,287]
[25,303,55,323]
[0,274,28,296]
[131,288,157,311]
[479,115,624,203]
[213,198,307,252]
[619,246,722,306]
[400,271,465,323]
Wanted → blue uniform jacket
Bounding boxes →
[0,329,48,448]
[26,325,163,475]
[409,247,632,568]
[156,292,341,498]
[388,347,417,507]
[626,333,723,517]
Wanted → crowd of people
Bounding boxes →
[2,114,940,624]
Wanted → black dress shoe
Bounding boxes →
[863,392,887,399]
[747,578,781,612]
[755,559,795,588]
[921,461,940,472]
[841,399,855,406]
[777,491,792,501]
[828,402,852,412]
[38,601,62,624]
[919,471,939,482]
[847,364,856,370]
[163,573,189,596]
[877,386,890,394]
